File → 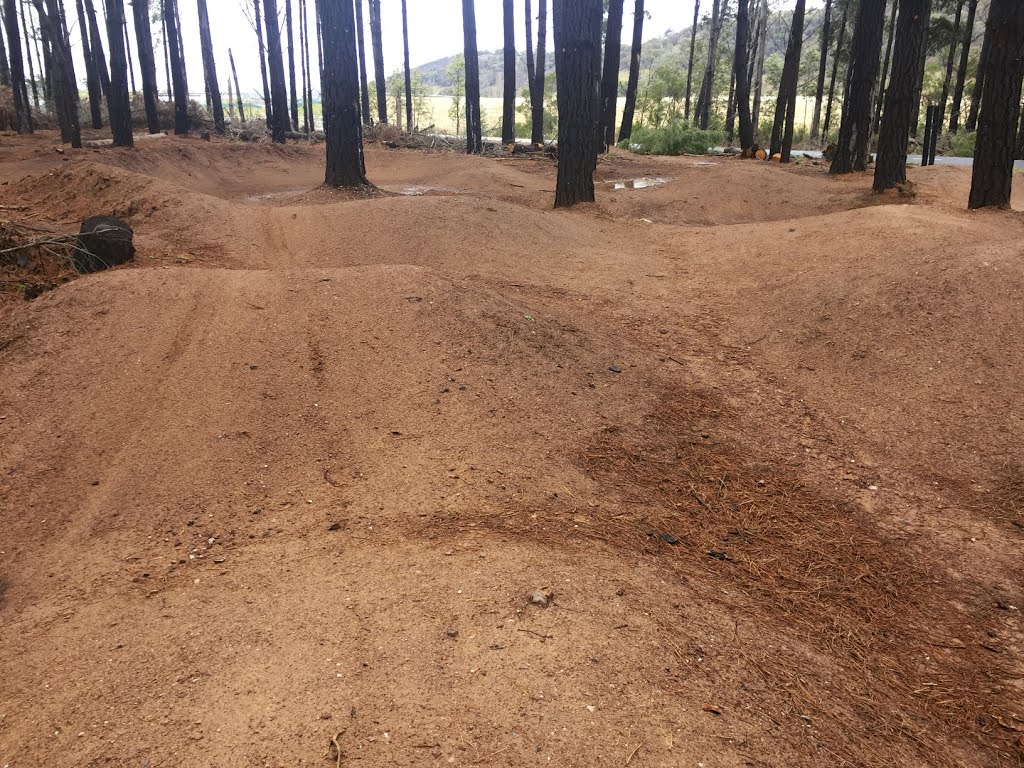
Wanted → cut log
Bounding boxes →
[76,217,135,273]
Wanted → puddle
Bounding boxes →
[245,189,308,202]
[607,177,669,190]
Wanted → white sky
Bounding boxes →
[59,0,815,98]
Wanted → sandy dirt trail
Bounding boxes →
[0,138,1022,768]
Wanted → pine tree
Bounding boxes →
[966,7,992,131]
[402,0,413,131]
[810,0,833,141]
[531,0,548,143]
[599,0,623,150]
[320,0,368,187]
[554,0,601,207]
[105,0,133,146]
[74,0,103,128]
[33,0,80,146]
[263,0,290,143]
[462,0,482,153]
[617,0,643,141]
[354,0,371,124]
[949,0,978,131]
[0,3,10,88]
[285,0,298,131]
[229,47,246,122]
[130,0,160,134]
[684,0,700,121]
[937,0,965,130]
[694,0,725,129]
[822,0,849,141]
[253,0,272,126]
[2,0,32,132]
[872,0,898,137]
[368,0,386,122]
[968,0,1024,208]
[162,0,188,135]
[770,0,806,161]
[501,0,515,143]
[196,0,225,133]
[733,0,754,149]
[84,0,110,102]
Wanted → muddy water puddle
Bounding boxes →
[605,177,670,190]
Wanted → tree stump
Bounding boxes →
[75,217,135,274]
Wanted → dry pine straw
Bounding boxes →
[437,381,1022,767]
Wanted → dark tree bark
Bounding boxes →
[949,0,978,131]
[285,0,299,131]
[3,0,32,132]
[750,0,767,129]
[298,0,308,130]
[33,0,80,146]
[84,0,110,100]
[131,0,160,134]
[617,0,643,141]
[684,0,700,121]
[368,0,386,122]
[969,0,1024,208]
[302,0,313,129]
[830,0,885,174]
[161,3,170,98]
[263,0,290,143]
[354,0,370,124]
[937,0,965,130]
[872,0,898,137]
[874,0,929,190]
[822,0,849,140]
[229,47,246,122]
[553,0,601,207]
[319,0,368,186]
[725,63,736,141]
[770,0,805,161]
[123,13,135,94]
[0,4,9,88]
[105,0,133,146]
[733,0,754,149]
[599,0,623,150]
[253,0,272,126]
[462,0,482,153]
[810,0,833,141]
[403,0,413,131]
[162,0,187,135]
[525,0,536,129]
[75,0,104,128]
[694,0,724,129]
[196,0,225,133]
[501,0,515,142]
[966,6,992,131]
[533,0,548,143]
[908,0,930,137]
[18,0,39,110]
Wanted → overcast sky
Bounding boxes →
[59,0,816,99]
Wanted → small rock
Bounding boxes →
[657,532,680,545]
[530,588,553,608]
[609,364,622,373]
[446,629,459,639]
[328,522,342,531]
[319,713,332,720]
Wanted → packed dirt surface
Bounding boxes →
[1,132,1022,768]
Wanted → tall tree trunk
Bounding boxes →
[734,0,754,149]
[874,0,929,190]
[554,0,601,207]
[908,0,930,137]
[694,0,722,129]
[131,0,160,133]
[298,0,308,130]
[84,0,109,101]
[872,0,898,137]
[3,0,32,132]
[725,64,736,141]
[949,0,977,131]
[810,0,833,141]
[462,0,482,153]
[525,0,536,131]
[937,0,965,131]
[617,0,643,141]
[0,3,10,88]
[368,0,386,122]
[969,0,1024,208]
[161,3,170,99]
[822,0,849,140]
[75,0,104,128]
[285,0,298,131]
[830,0,885,173]
[533,0,548,143]
[770,0,805,161]
[599,0,623,150]
[33,0,80,145]
[123,13,135,94]
[319,0,368,186]
[354,0,370,124]
[229,47,246,122]
[162,0,187,135]
[403,0,413,131]
[196,0,225,133]
[263,0,290,143]
[302,0,313,130]
[105,0,132,145]
[966,0,990,131]
[751,0,768,131]
[253,0,272,127]
[684,0,700,121]
[19,0,39,110]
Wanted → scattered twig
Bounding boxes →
[624,740,646,766]
[516,628,553,642]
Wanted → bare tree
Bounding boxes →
[2,0,32,132]
[130,0,160,133]
[617,0,643,142]
[501,0,515,143]
[162,0,188,135]
[684,1,700,121]
[285,0,299,131]
[462,0,482,152]
[368,0,386,122]
[263,0,290,143]
[105,0,133,146]
[196,0,225,133]
[599,0,623,150]
[320,0,368,187]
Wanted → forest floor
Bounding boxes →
[0,132,1022,768]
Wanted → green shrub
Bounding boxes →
[619,121,724,156]
[943,130,976,158]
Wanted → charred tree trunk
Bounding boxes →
[123,13,135,94]
[403,0,413,131]
[320,0,368,186]
[75,0,103,128]
[161,3,170,98]
[872,0,898,137]
[501,0,515,142]
[770,0,805,161]
[302,0,313,130]
[354,0,370,124]
[684,0,700,121]
[162,0,187,135]
[725,64,736,141]
[285,0,298,131]
[822,0,849,140]
[969,0,1024,208]
[462,0,482,153]
[298,0,308,130]
[19,1,39,110]
[751,0,768,130]
[598,0,623,150]
[131,0,161,134]
[368,0,386,122]
[0,4,9,88]
[533,0,548,143]
[263,0,290,143]
[937,0,965,131]
[694,0,723,129]
[810,0,833,141]
[830,0,885,173]
[617,0,643,141]
[525,0,536,131]
[874,0,929,190]
[908,0,931,137]
[105,0,133,146]
[554,0,601,207]
[966,7,992,131]
[3,0,32,132]
[949,0,978,131]
[84,0,110,100]
[197,0,225,133]
[253,0,273,127]
[229,47,246,122]
[734,0,754,149]
[33,0,80,146]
